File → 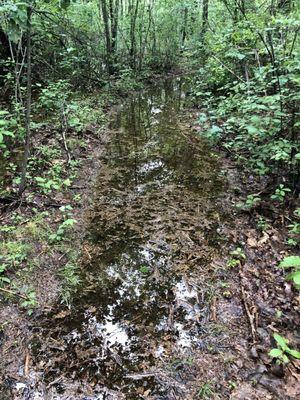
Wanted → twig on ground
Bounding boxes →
[211,296,217,321]
[239,268,258,343]
[0,287,28,300]
[24,350,30,377]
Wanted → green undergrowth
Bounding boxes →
[1,211,48,313]
[58,262,82,308]
[0,80,125,314]
[0,204,82,312]
[193,70,299,182]
[1,79,119,198]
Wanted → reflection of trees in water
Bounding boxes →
[107,76,202,190]
[34,76,224,391]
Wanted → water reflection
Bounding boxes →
[33,76,224,397]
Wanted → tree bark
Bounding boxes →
[129,0,139,69]
[201,0,209,43]
[109,0,119,53]
[100,0,113,74]
[18,2,32,196]
[181,6,188,48]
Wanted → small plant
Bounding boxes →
[0,110,23,154]
[227,258,240,268]
[49,218,76,243]
[20,290,37,315]
[227,247,245,268]
[139,265,149,274]
[73,194,82,203]
[269,333,300,364]
[198,382,214,399]
[0,264,10,285]
[0,241,30,266]
[228,380,237,390]
[236,194,261,211]
[287,222,300,246]
[34,175,71,194]
[58,263,81,307]
[245,194,261,208]
[279,256,300,288]
[59,205,73,214]
[270,184,291,203]
[37,80,70,114]
[257,217,269,231]
[230,248,245,260]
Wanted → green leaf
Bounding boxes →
[282,354,289,363]
[0,277,11,283]
[274,333,288,350]
[246,125,259,135]
[279,256,300,269]
[139,265,149,274]
[292,271,300,285]
[286,271,300,285]
[286,349,300,359]
[64,218,76,226]
[63,178,71,187]
[269,348,283,358]
[0,265,7,273]
[35,177,45,183]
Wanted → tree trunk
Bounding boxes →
[18,2,32,197]
[129,0,139,69]
[109,0,119,54]
[100,0,113,74]
[201,0,209,43]
[181,6,188,48]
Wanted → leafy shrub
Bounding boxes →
[269,333,300,364]
[279,256,300,288]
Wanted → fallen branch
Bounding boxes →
[210,53,246,83]
[24,350,30,377]
[211,296,217,321]
[0,287,28,300]
[239,268,257,343]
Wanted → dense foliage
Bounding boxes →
[0,0,299,196]
[193,0,300,195]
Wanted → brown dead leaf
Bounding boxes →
[258,232,269,245]
[54,310,71,319]
[247,237,258,248]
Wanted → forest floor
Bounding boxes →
[0,74,299,400]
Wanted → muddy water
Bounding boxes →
[32,77,228,399]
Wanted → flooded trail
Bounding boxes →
[29,77,247,399]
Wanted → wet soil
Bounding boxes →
[1,76,299,399]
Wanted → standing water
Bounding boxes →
[31,76,229,399]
